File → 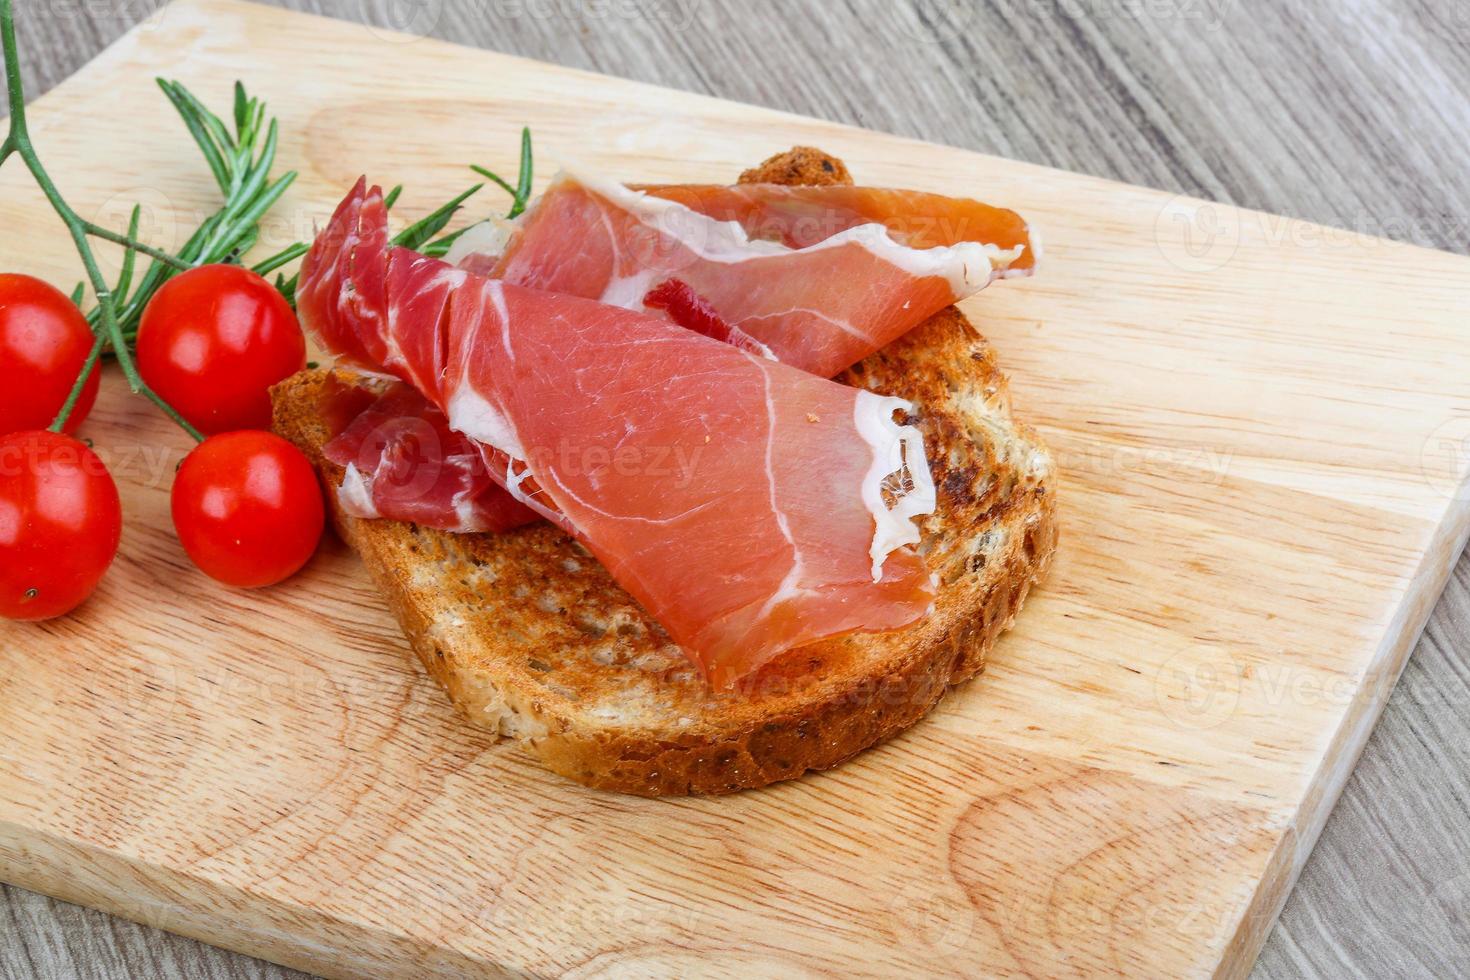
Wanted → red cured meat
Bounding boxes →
[476,173,1033,377]
[299,180,939,686]
[324,381,538,533]
[295,183,393,373]
[642,278,774,359]
[300,180,537,533]
[638,182,1036,264]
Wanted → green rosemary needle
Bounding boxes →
[270,127,535,307]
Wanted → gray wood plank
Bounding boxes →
[2,1,1467,977]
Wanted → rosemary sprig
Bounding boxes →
[250,241,308,277]
[470,126,535,219]
[428,125,533,256]
[393,184,484,252]
[96,78,300,349]
[0,0,201,439]
[269,127,535,306]
[2,0,302,433]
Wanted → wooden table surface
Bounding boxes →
[2,1,1467,977]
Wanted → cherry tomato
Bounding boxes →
[136,264,306,435]
[0,430,122,621]
[171,431,324,588]
[0,273,101,436]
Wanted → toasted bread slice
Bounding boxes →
[270,148,1058,796]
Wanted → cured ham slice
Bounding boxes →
[324,381,539,533]
[637,182,1037,264]
[296,187,540,534]
[299,179,939,686]
[463,173,1032,377]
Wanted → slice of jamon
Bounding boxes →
[637,182,1037,265]
[323,380,539,533]
[295,182,392,374]
[474,172,1032,377]
[298,182,537,533]
[299,180,939,686]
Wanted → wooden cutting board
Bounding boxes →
[3,1,1469,976]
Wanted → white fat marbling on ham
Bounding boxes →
[445,383,524,460]
[297,179,941,687]
[482,171,1035,377]
[337,463,382,520]
[321,378,539,534]
[572,169,1019,296]
[854,392,938,580]
[445,218,513,270]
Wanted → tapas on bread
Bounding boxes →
[295,158,1037,689]
[0,28,1054,792]
[271,147,1057,793]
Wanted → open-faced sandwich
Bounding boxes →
[271,147,1057,796]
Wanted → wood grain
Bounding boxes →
[2,1,1468,978]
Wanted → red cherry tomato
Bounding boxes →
[0,430,122,621]
[171,431,324,588]
[137,265,306,435]
[0,273,101,436]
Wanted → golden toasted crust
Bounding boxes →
[739,146,853,186]
[271,148,1058,795]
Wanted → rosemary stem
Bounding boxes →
[48,328,106,434]
[80,221,192,271]
[114,332,206,442]
[2,0,202,442]
[1,0,24,132]
[471,165,520,201]
[250,241,308,276]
